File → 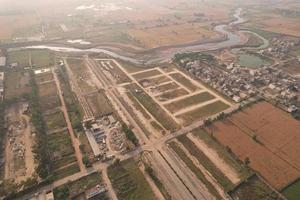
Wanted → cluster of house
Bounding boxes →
[179,58,300,113]
[259,37,299,59]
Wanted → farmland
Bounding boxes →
[205,101,300,190]
[107,158,156,200]
[4,71,31,100]
[86,90,114,118]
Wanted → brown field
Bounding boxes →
[140,75,171,88]
[35,72,54,84]
[132,69,162,80]
[169,73,199,92]
[257,17,300,37]
[155,82,179,92]
[278,59,300,75]
[85,90,114,118]
[128,23,219,48]
[206,102,300,190]
[0,14,39,40]
[156,88,189,101]
[165,92,216,113]
[4,71,31,100]
[38,81,57,97]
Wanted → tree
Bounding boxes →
[244,157,250,166]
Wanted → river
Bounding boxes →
[11,8,268,65]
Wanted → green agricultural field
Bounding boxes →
[31,50,54,67]
[282,179,300,200]
[4,71,31,100]
[7,50,54,68]
[126,92,151,119]
[165,92,216,113]
[86,90,114,118]
[54,172,103,200]
[7,50,30,67]
[169,73,199,92]
[47,131,74,165]
[108,158,156,200]
[132,69,162,80]
[177,100,229,124]
[44,111,66,131]
[126,84,179,131]
[37,81,57,97]
[230,175,284,200]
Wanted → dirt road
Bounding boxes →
[187,133,240,184]
[52,69,86,173]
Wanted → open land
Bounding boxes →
[205,101,300,190]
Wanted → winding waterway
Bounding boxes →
[12,8,268,65]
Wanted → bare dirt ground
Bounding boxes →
[4,102,36,182]
[138,162,165,200]
[186,133,240,184]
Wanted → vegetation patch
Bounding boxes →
[108,158,156,200]
[169,72,199,92]
[126,84,179,131]
[54,172,102,200]
[86,90,114,118]
[169,141,222,199]
[177,134,234,191]
[4,71,31,100]
[282,179,300,200]
[229,175,283,200]
[177,100,229,124]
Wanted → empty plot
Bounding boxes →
[38,81,57,97]
[44,111,66,131]
[132,69,162,80]
[177,101,229,124]
[165,92,216,113]
[139,75,171,88]
[35,72,53,84]
[126,84,179,131]
[205,102,300,190]
[155,82,179,92]
[4,71,31,100]
[86,91,113,118]
[169,73,199,92]
[156,88,189,102]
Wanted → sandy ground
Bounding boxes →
[139,162,165,200]
[187,133,240,184]
[172,140,231,200]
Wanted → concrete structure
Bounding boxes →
[0,57,6,67]
[34,68,51,75]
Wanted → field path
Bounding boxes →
[187,133,241,184]
[52,69,86,173]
